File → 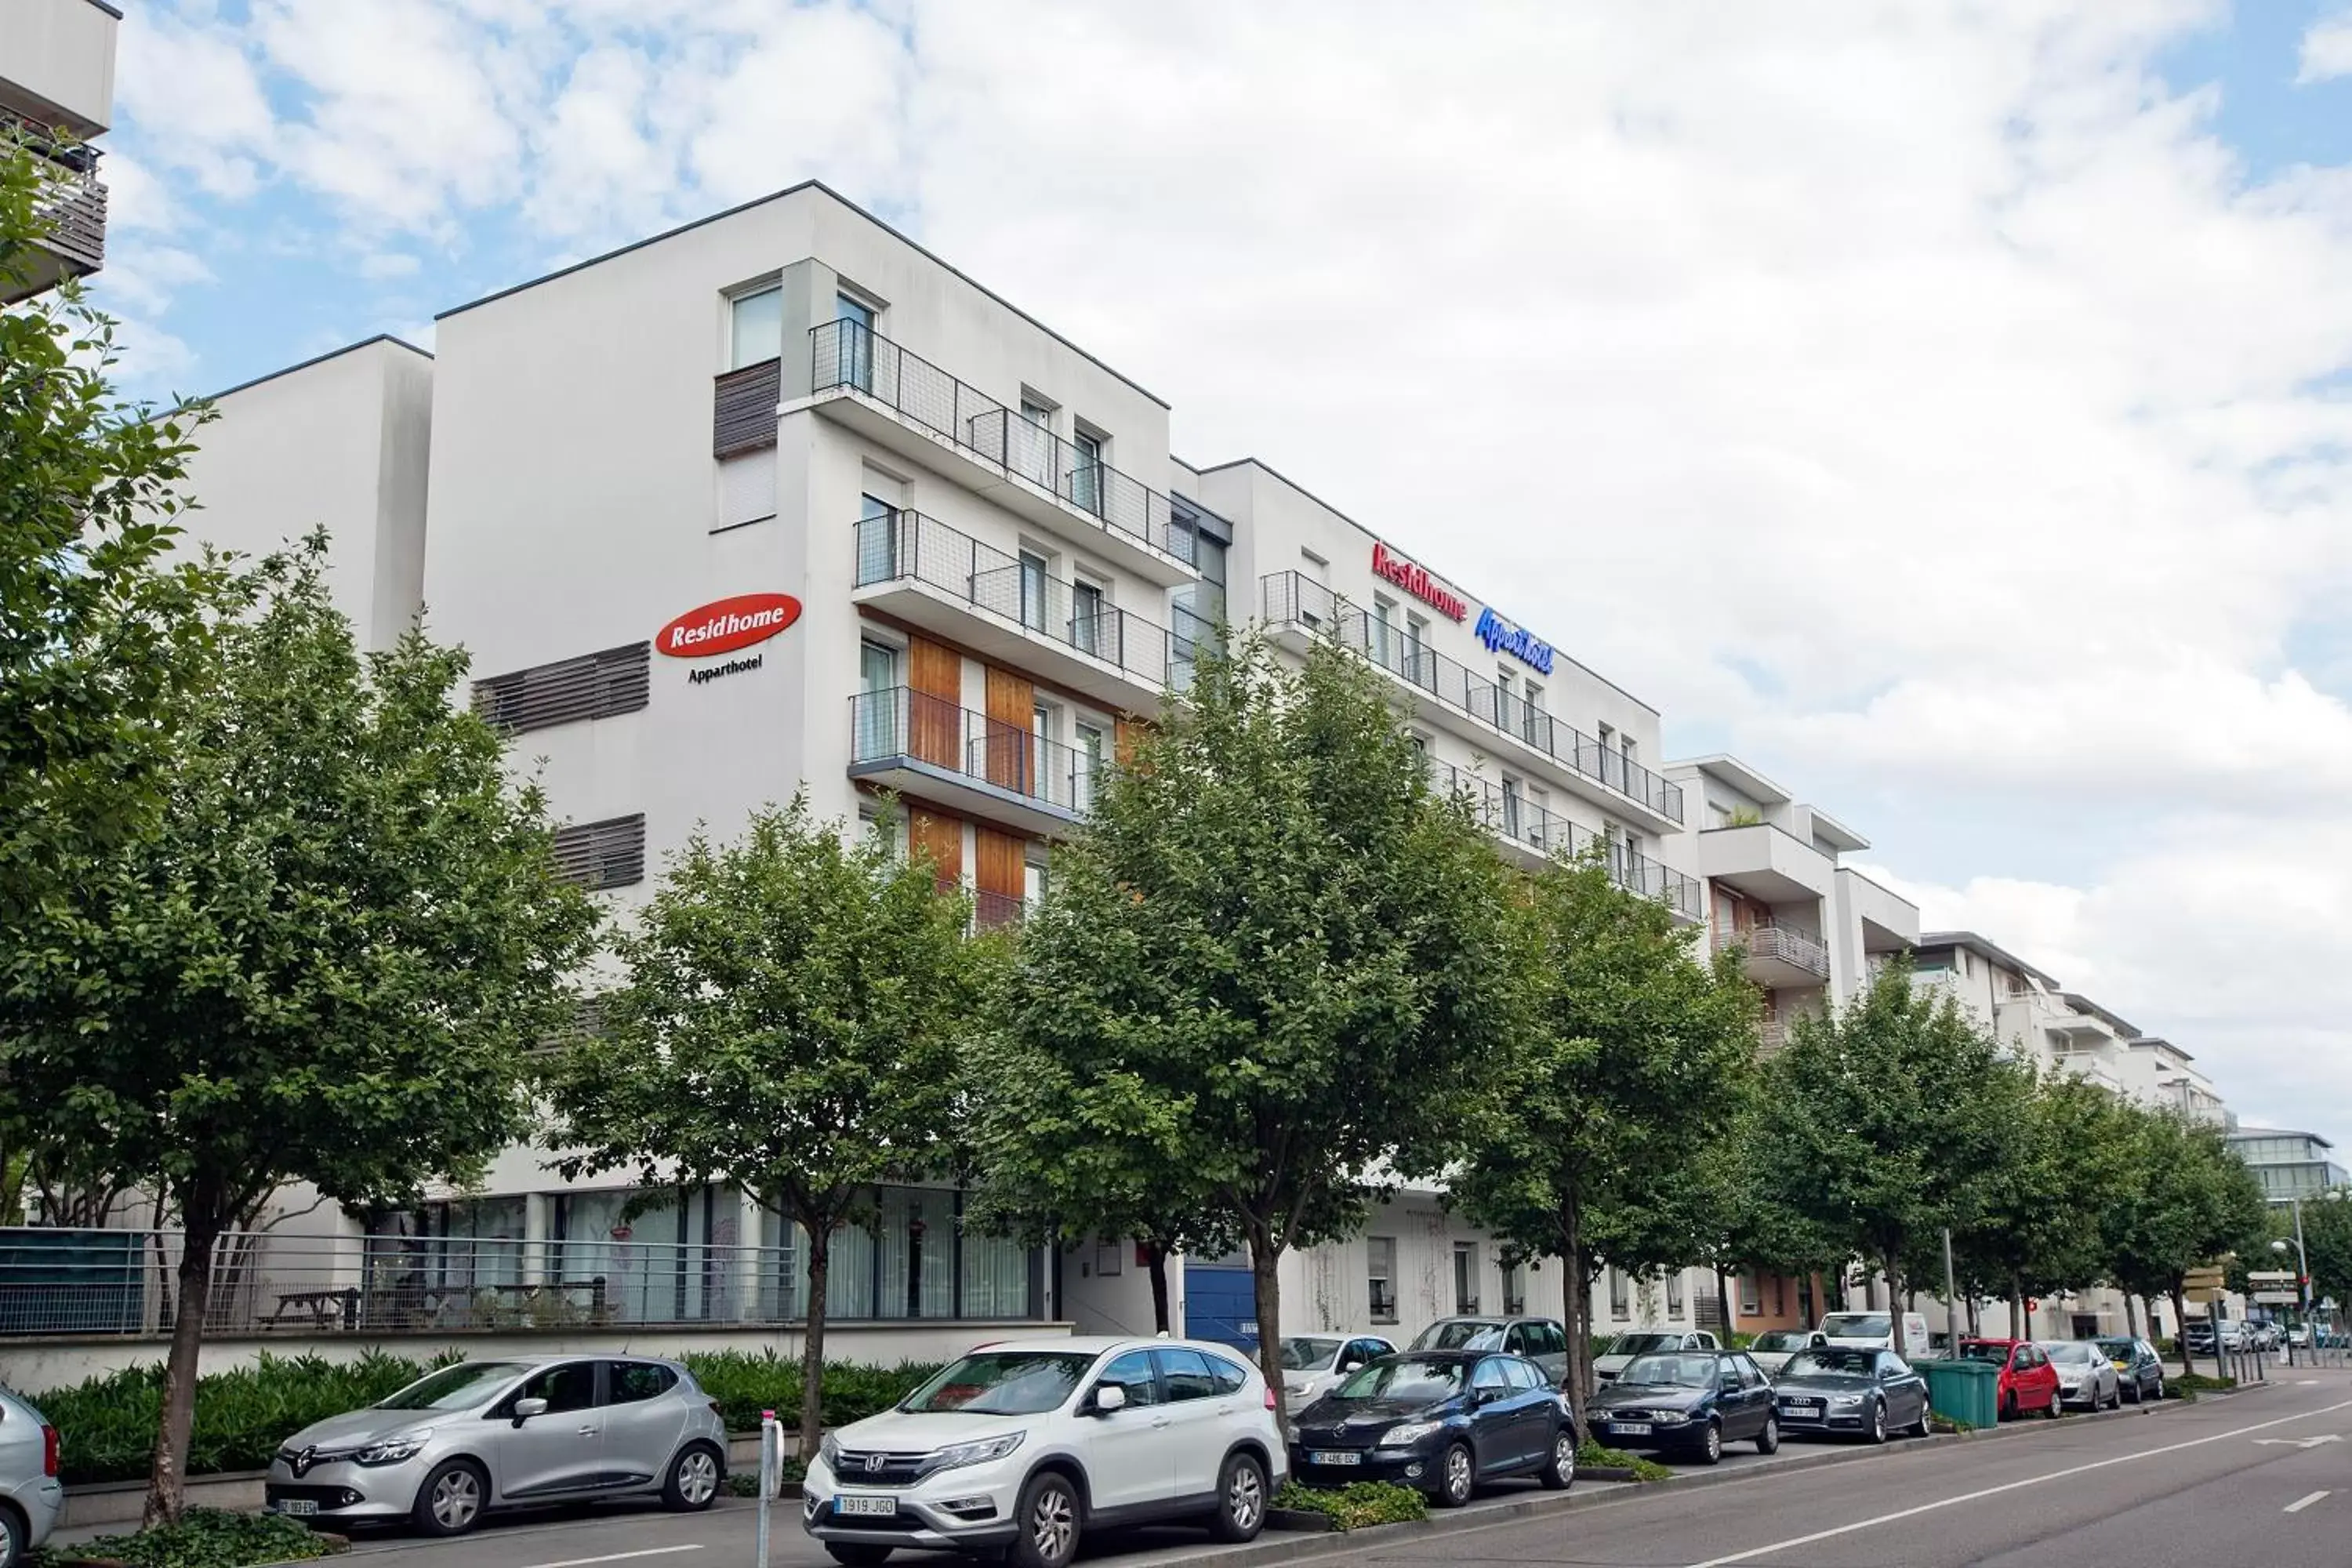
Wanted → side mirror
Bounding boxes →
[1473,1385,1504,1406]
[1093,1383,1127,1415]
[511,1396,548,1426]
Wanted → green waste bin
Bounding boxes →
[1922,1359,2000,1430]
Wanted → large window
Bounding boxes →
[1367,1237,1397,1323]
[730,285,782,368]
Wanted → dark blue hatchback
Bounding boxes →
[1287,1349,1578,1507]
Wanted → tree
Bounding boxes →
[1750,963,2016,1346]
[2281,1189,2352,1321]
[0,539,600,1526]
[543,797,988,1457]
[2107,1108,2270,1377]
[1451,849,1756,1414]
[1942,1069,2129,1337]
[988,635,1526,1415]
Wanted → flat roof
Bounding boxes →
[2129,1036,2196,1063]
[191,333,432,410]
[2228,1128,2337,1151]
[1195,455,1661,718]
[1806,806,1870,855]
[1915,930,2062,989]
[2060,992,2142,1040]
[1667,753,1791,807]
[434,180,1170,410]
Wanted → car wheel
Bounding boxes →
[412,1458,488,1537]
[0,1504,23,1568]
[1209,1451,1266,1543]
[1008,1471,1081,1568]
[1432,1442,1475,1507]
[1697,1421,1723,1466]
[1538,1428,1577,1490]
[1755,1414,1780,1455]
[2001,1391,2016,1422]
[1908,1401,1933,1438]
[2042,1390,2061,1420]
[825,1548,895,1567]
[662,1443,722,1512]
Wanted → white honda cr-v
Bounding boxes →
[804,1336,1286,1568]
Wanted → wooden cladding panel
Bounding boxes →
[907,637,962,768]
[984,667,1035,791]
[713,358,782,456]
[975,828,1026,902]
[909,808,963,888]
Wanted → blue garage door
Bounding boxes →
[1187,1265,1257,1348]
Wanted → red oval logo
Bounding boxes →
[656,593,802,657]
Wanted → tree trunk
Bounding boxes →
[2171,1288,2196,1378]
[1559,1208,1591,1425]
[1714,1265,1730,1338]
[1247,1227,1288,1422]
[1145,1243,1171,1334]
[143,1214,220,1529]
[2009,1275,2023,1341]
[799,1224,831,1459]
[2125,1295,2141,1340]
[1883,1257,1906,1349]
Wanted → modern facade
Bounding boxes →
[0,0,114,302]
[2227,1130,2349,1205]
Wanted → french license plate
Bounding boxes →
[1784,1399,1820,1410]
[272,1500,320,1516]
[1610,1422,1652,1437]
[836,1495,898,1518]
[1308,1450,1363,1467]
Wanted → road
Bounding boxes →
[242,1370,2352,1568]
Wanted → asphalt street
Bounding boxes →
[239,1370,2352,1568]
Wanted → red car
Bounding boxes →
[1959,1338,2060,1420]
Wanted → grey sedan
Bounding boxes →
[0,1384,64,1566]
[2042,1341,2121,1410]
[1770,1348,1930,1443]
[265,1356,728,1537]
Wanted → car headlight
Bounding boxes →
[818,1435,841,1472]
[1828,1394,1864,1408]
[1651,1410,1690,1426]
[931,1432,1024,1472]
[1377,1420,1444,1447]
[354,1432,431,1466]
[1284,1421,1301,1443]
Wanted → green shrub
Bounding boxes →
[722,1454,806,1496]
[1576,1439,1672,1481]
[677,1350,938,1434]
[1272,1479,1427,1530]
[27,1507,336,1566]
[2170,1372,2236,1402]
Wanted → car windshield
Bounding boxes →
[900,1352,1098,1415]
[1820,1313,1891,1339]
[1784,1349,1877,1377]
[1334,1357,1464,1402]
[376,1362,533,1411]
[1279,1337,1345,1371]
[2045,1343,2099,1365]
[1610,1333,1683,1356]
[1619,1354,1719,1388]
[1413,1320,1505,1352]
[1751,1331,1811,1352]
[2095,1338,2136,1358]
[1958,1342,2013,1365]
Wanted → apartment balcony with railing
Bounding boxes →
[1261,572,1684,829]
[1714,920,1832,988]
[2,117,105,303]
[808,320,1197,586]
[1428,760,1701,918]
[852,510,1200,713]
[848,686,1103,837]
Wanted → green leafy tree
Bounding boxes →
[543,798,989,1456]
[1941,1069,2128,1336]
[2271,1190,2352,1323]
[1750,963,2016,1341]
[1452,851,1756,1413]
[2107,1109,2270,1376]
[987,636,1526,1414]
[0,539,600,1526]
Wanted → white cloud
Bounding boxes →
[2299,9,2352,83]
[358,252,421,280]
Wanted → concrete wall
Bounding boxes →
[0,0,116,133]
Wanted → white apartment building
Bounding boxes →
[1,0,114,302]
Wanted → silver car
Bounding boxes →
[265,1355,728,1537]
[2041,1341,2120,1410]
[0,1384,64,1566]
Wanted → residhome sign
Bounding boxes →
[656,593,803,658]
[1370,542,1468,622]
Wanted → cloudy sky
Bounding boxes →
[89,0,2352,1142]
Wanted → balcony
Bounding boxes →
[808,321,1197,586]
[1698,823,1834,902]
[848,687,1100,837]
[1715,921,1831,988]
[1261,572,1685,830]
[2,125,105,303]
[852,510,1198,713]
[1428,760,1702,918]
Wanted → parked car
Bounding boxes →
[2094,1337,2165,1403]
[2248,1322,2281,1352]
[265,1356,727,1538]
[1408,1316,1571,1384]
[2183,1319,2249,1354]
[1819,1311,1933,1359]
[1957,1339,2060,1421]
[1769,1348,1930,1443]
[1262,1334,1398,1406]
[1593,1328,1722,1384]
[805,1338,1283,1568]
[2041,1341,2121,1410]
[1287,1350,1577,1508]
[1747,1329,1828,1378]
[0,1384,63,1567]
[1586,1348,1777,1465]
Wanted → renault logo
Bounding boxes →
[863,1454,886,1474]
[292,1446,317,1478]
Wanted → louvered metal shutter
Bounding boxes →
[473,643,650,735]
[713,358,782,456]
[551,815,646,890]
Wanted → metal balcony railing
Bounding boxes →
[1715,921,1832,980]
[848,686,1100,818]
[811,320,1192,567]
[1427,760,1701,916]
[1262,572,1684,825]
[5,118,106,285]
[854,510,1188,691]
[971,890,1027,933]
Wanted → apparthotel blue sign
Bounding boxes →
[1475,607,1555,675]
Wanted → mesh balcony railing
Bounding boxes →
[853,511,1180,692]
[6,118,106,280]
[1428,760,1700,916]
[1262,572,1684,824]
[812,320,1192,567]
[848,686,1098,818]
[1714,921,1832,979]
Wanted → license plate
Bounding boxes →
[1611,1422,1652,1436]
[1784,1401,1820,1410]
[272,1500,320,1516]
[1308,1450,1363,1466]
[836,1495,898,1518]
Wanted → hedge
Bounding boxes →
[27,1348,939,1487]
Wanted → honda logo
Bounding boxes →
[863,1454,887,1474]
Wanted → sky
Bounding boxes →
[82,0,2352,1142]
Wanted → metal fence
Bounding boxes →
[848,686,1097,818]
[1428,759,1702,916]
[1715,920,1833,980]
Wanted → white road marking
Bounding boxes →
[2299,1379,2321,1386]
[1681,1397,2352,1568]
[2285,1490,2332,1514]
[518,1549,704,1568]
[2252,1435,2341,1448]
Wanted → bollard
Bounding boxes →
[755,1408,779,1568]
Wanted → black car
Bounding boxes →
[2094,1337,2166,1403]
[1770,1347,1930,1443]
[1587,1349,1777,1465]
[1288,1350,1577,1508]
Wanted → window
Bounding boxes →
[1404,612,1432,687]
[473,644,650,735]
[835,292,876,390]
[1471,1357,1511,1392]
[836,292,876,331]
[1739,1276,1762,1316]
[1367,1237,1398,1323]
[1024,858,1047,909]
[606,1362,676,1403]
[1370,594,1397,670]
[1502,1359,1543,1392]
[1526,1321,1566,1361]
[856,642,901,760]
[1021,397,1054,430]
[855,492,898,581]
[718,451,777,531]
[1098,1350,1162,1404]
[1667,1270,1685,1317]
[1019,552,1049,631]
[730,285,782,368]
[1522,681,1547,744]
[1609,1269,1630,1319]
[1154,1348,1218,1402]
[1453,1242,1479,1315]
[857,801,904,860]
[514,1362,597,1414]
[1206,1355,1248,1396]
[1075,724,1105,811]
[1501,775,1524,840]
[551,815,646,891]
[1503,1262,1527,1316]
[1072,579,1105,656]
[1071,429,1104,516]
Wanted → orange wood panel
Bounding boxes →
[909,808,962,888]
[984,667,1035,791]
[907,637,961,768]
[975,828,1026,902]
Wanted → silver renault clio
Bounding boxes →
[265,1355,728,1536]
